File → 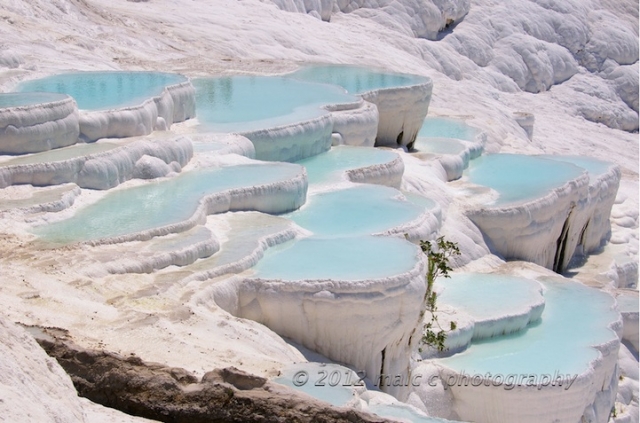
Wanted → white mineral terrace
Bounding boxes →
[0,0,637,422]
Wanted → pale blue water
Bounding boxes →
[413,137,465,155]
[0,92,68,108]
[435,273,543,322]
[295,145,399,184]
[35,163,303,243]
[0,142,119,167]
[194,76,357,132]
[369,404,454,423]
[402,192,438,210]
[289,65,428,94]
[19,72,186,111]
[465,154,585,205]
[438,279,619,376]
[539,155,614,179]
[253,236,417,280]
[287,185,423,236]
[418,117,477,141]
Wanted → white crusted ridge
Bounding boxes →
[0,184,80,214]
[184,216,302,283]
[329,100,379,147]
[210,245,426,400]
[239,113,333,162]
[0,136,194,189]
[78,79,196,142]
[0,94,80,154]
[360,79,433,149]
[345,153,405,188]
[85,227,221,276]
[77,167,307,246]
[432,276,623,423]
[412,137,484,181]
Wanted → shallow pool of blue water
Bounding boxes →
[287,185,423,236]
[436,273,544,322]
[295,145,398,184]
[289,65,428,94]
[194,76,357,132]
[19,72,186,111]
[438,278,619,376]
[35,163,303,243]
[539,155,614,180]
[418,117,477,141]
[412,137,466,155]
[465,154,585,205]
[252,235,418,281]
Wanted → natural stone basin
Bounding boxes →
[288,65,433,148]
[418,117,478,141]
[34,162,306,244]
[295,145,402,186]
[436,277,621,423]
[194,76,360,162]
[252,235,417,280]
[289,64,428,94]
[194,76,364,161]
[286,185,425,237]
[19,72,188,111]
[414,137,467,155]
[194,76,358,132]
[18,71,195,142]
[212,234,426,395]
[462,154,619,272]
[434,273,545,353]
[464,154,585,206]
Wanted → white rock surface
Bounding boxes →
[0,316,153,423]
[78,80,196,142]
[0,136,193,189]
[0,95,80,154]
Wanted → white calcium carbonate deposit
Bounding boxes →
[0,0,637,422]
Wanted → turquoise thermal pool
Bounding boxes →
[438,279,619,376]
[0,142,120,167]
[418,117,478,141]
[412,137,466,155]
[194,76,357,132]
[435,273,544,323]
[295,145,399,184]
[289,65,428,94]
[19,72,187,111]
[464,154,585,205]
[539,155,614,179]
[0,92,69,108]
[35,163,304,243]
[287,185,423,236]
[252,235,418,281]
[368,404,453,423]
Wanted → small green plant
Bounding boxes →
[419,236,460,352]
